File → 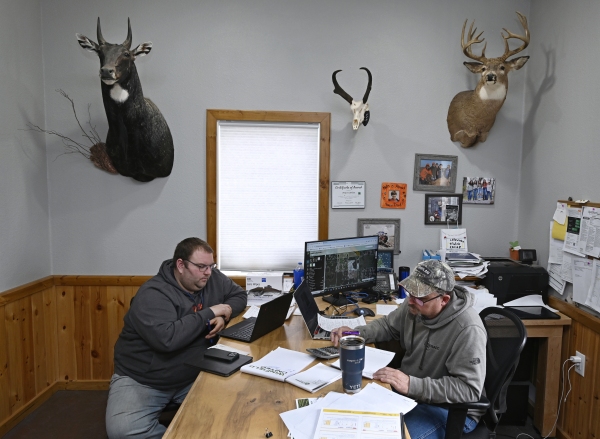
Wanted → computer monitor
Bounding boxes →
[377,250,394,272]
[304,235,378,305]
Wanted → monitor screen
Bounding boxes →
[377,250,394,272]
[304,235,378,297]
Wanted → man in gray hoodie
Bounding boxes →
[331,260,486,439]
[106,237,247,439]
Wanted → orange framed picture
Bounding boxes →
[381,183,407,209]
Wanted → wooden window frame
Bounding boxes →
[206,109,330,282]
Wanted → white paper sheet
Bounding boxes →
[553,202,567,224]
[548,263,566,295]
[376,304,398,316]
[584,259,600,313]
[503,294,557,312]
[578,206,600,258]
[563,207,586,256]
[317,315,366,332]
[559,252,574,283]
[548,222,565,265]
[572,257,593,306]
[280,383,417,439]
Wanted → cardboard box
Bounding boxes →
[246,272,284,292]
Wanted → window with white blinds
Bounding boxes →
[216,120,321,271]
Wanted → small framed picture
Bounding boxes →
[424,194,463,225]
[413,154,458,193]
[380,182,407,209]
[331,181,366,209]
[462,177,496,204]
[357,218,401,254]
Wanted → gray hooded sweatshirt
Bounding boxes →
[114,259,247,391]
[357,287,486,418]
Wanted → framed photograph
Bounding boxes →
[462,177,496,204]
[413,154,458,192]
[358,218,401,254]
[331,181,366,209]
[380,182,407,209]
[424,194,463,225]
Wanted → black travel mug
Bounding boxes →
[398,266,410,298]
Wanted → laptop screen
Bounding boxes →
[293,281,320,335]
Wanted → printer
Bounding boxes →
[482,258,549,305]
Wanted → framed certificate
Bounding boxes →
[331,181,366,209]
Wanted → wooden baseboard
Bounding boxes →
[0,380,110,437]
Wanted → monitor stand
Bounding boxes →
[323,292,352,307]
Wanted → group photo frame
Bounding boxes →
[413,154,458,193]
[424,194,463,225]
[357,218,401,254]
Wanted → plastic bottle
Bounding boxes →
[293,262,305,289]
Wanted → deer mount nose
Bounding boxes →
[486,73,497,82]
[100,67,115,78]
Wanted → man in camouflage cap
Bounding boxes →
[331,260,486,438]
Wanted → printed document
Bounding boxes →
[584,259,600,314]
[578,206,600,258]
[317,315,366,332]
[286,363,342,393]
[572,257,593,306]
[241,347,314,382]
[313,408,402,439]
[563,207,586,256]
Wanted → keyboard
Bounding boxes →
[228,323,255,341]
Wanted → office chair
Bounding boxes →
[438,307,528,439]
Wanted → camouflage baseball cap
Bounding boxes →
[399,260,455,298]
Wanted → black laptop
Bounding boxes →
[219,292,294,342]
[294,281,346,340]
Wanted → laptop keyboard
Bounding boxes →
[229,323,255,341]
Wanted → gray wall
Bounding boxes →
[37,0,528,278]
[523,0,600,317]
[6,0,598,311]
[0,0,51,291]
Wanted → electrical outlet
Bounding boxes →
[575,350,585,377]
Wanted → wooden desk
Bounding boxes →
[521,313,571,437]
[163,304,570,439]
[163,312,378,439]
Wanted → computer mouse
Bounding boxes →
[354,307,375,317]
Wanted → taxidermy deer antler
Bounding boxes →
[447,11,530,148]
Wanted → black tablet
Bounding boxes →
[505,306,560,320]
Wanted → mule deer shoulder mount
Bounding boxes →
[447,12,530,148]
[332,67,372,130]
[76,18,174,182]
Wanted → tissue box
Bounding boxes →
[246,272,284,292]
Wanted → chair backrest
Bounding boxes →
[479,307,527,429]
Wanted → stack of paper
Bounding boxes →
[280,383,417,439]
[463,285,497,313]
[445,253,489,279]
[286,363,342,393]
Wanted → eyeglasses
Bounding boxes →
[184,260,217,272]
[408,293,444,307]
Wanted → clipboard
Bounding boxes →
[185,352,253,377]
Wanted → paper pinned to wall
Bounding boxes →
[578,206,600,258]
[584,259,600,313]
[553,202,568,225]
[572,257,593,306]
[563,207,586,256]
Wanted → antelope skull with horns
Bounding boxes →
[447,12,530,148]
[332,67,372,130]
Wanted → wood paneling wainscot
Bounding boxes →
[0,276,148,436]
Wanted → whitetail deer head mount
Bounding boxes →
[447,12,530,148]
[332,67,372,130]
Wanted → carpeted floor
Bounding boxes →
[3,390,544,439]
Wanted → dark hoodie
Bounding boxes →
[113,259,247,391]
[357,286,487,420]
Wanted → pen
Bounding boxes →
[342,331,360,336]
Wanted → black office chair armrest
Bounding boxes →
[431,396,490,439]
